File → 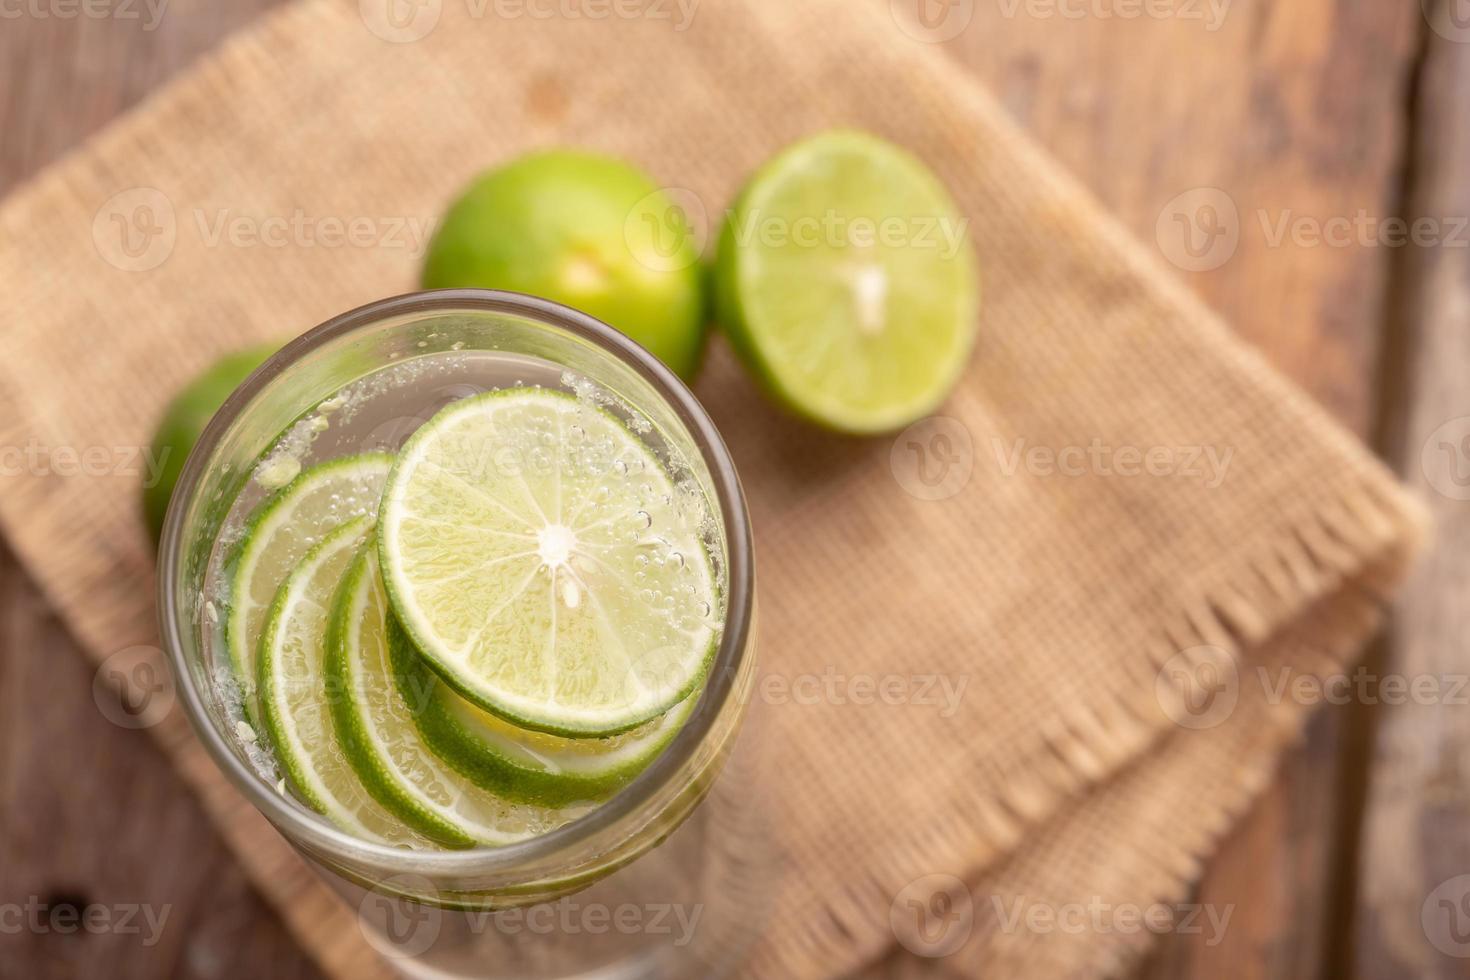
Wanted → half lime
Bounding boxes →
[714,129,980,434]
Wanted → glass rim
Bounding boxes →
[158,287,756,878]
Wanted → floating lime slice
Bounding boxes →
[714,129,980,434]
[226,453,393,699]
[379,388,720,737]
[328,542,595,846]
[256,517,427,846]
[401,627,697,807]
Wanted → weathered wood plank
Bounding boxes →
[0,2,1428,978]
[0,5,318,979]
[878,3,1420,976]
[1353,4,1470,976]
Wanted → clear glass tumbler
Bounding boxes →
[158,290,769,978]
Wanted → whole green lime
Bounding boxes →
[143,342,279,545]
[422,150,708,379]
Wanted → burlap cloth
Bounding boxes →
[0,0,1428,977]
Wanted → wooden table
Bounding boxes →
[1,2,1464,977]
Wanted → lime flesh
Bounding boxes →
[379,388,720,737]
[327,542,592,846]
[226,453,393,706]
[714,129,980,434]
[256,518,428,846]
[401,621,697,807]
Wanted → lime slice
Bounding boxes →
[226,453,393,697]
[379,388,720,737]
[714,129,980,434]
[400,624,697,807]
[327,541,593,846]
[256,517,427,846]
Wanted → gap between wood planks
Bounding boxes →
[1324,6,1436,979]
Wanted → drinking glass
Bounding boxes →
[158,290,769,978]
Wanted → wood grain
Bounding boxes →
[1352,3,1470,975]
[0,5,317,979]
[0,1,1437,978]
[894,3,1421,977]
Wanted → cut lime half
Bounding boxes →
[226,453,393,700]
[256,517,427,846]
[327,542,592,846]
[379,388,720,737]
[714,129,980,434]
